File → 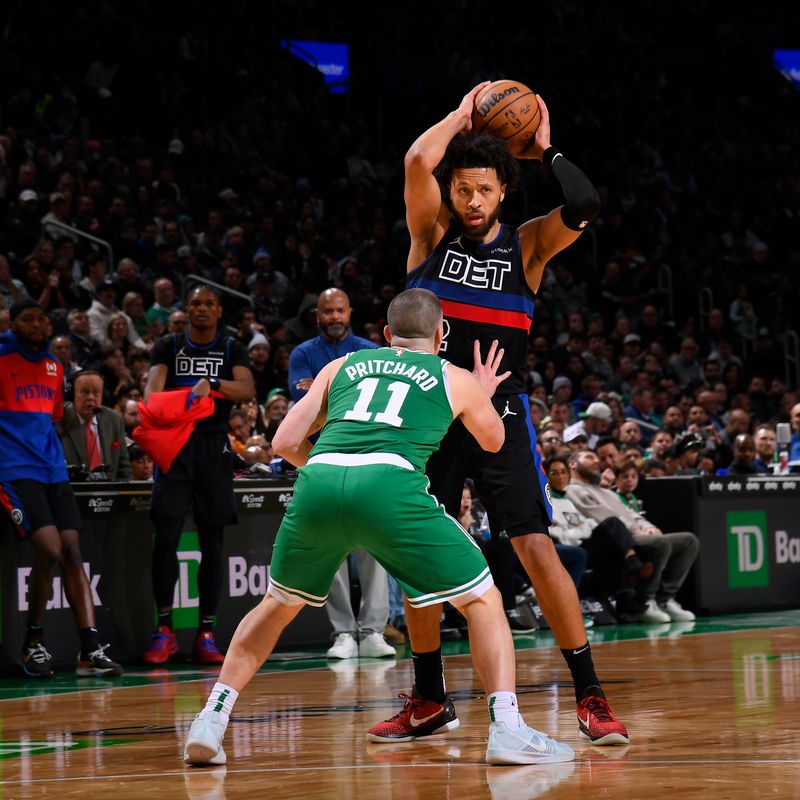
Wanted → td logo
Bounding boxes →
[727,511,770,588]
[170,531,200,629]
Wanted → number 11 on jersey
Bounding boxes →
[343,378,410,428]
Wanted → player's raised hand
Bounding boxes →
[457,82,492,131]
[472,339,512,397]
[519,94,551,160]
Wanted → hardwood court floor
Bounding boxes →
[1,612,799,799]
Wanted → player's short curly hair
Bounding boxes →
[434,132,520,203]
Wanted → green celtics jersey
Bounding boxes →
[311,347,455,472]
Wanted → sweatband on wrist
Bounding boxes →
[544,146,601,231]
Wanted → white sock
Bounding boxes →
[488,691,522,728]
[203,682,239,725]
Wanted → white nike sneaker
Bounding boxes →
[659,598,696,621]
[184,710,228,765]
[485,720,575,765]
[639,599,671,624]
[358,632,396,658]
[327,632,358,659]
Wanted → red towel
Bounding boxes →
[133,389,215,473]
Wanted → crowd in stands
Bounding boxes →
[1,2,799,631]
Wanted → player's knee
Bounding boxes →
[59,538,84,570]
[515,532,557,562]
[36,541,62,568]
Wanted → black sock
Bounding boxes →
[412,648,446,704]
[25,623,44,645]
[561,642,601,702]
[198,616,215,633]
[79,627,100,660]
[157,610,174,630]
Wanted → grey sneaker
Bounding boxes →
[184,710,228,765]
[485,720,575,765]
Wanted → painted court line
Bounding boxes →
[4,758,800,785]
[0,620,796,704]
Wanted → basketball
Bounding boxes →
[471,79,541,156]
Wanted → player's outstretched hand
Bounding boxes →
[457,82,492,131]
[472,339,511,397]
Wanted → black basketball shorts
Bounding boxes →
[150,431,238,527]
[426,393,553,539]
[0,479,82,538]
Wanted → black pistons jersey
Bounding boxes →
[406,223,534,395]
[150,332,250,432]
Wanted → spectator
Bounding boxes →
[790,403,800,463]
[546,455,650,620]
[539,429,565,459]
[49,334,80,391]
[0,254,27,309]
[115,258,149,305]
[662,405,685,438]
[668,338,703,389]
[122,291,152,341]
[234,308,264,348]
[726,433,759,475]
[753,424,776,473]
[128,444,154,481]
[614,461,644,513]
[228,407,271,465]
[41,192,71,241]
[646,430,673,460]
[618,420,644,455]
[57,370,132,480]
[75,253,110,309]
[284,294,319,345]
[550,375,573,404]
[88,276,143,346]
[145,278,181,330]
[120,398,141,438]
[641,458,667,478]
[562,401,612,450]
[717,408,751,466]
[566,450,699,623]
[623,387,658,446]
[67,309,102,369]
[248,332,279,404]
[167,309,187,334]
[672,431,705,474]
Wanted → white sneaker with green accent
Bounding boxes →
[184,710,228,765]
[485,720,575,765]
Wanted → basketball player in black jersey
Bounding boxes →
[368,83,629,746]
[142,286,254,665]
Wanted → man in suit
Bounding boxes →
[57,370,132,481]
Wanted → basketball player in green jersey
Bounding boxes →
[184,288,574,767]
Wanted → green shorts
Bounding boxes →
[268,457,493,609]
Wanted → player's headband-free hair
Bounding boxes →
[9,297,43,321]
[387,288,442,340]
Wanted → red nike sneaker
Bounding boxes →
[367,690,460,742]
[192,631,225,665]
[143,625,178,665]
[576,688,630,745]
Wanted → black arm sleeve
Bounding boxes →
[543,146,601,231]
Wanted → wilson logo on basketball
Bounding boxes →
[476,87,520,118]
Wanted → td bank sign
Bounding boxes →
[727,511,800,588]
